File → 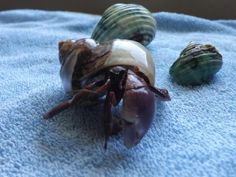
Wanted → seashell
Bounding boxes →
[169,43,223,86]
[91,3,157,46]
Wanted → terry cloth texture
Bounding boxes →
[0,10,235,177]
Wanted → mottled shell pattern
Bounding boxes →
[59,39,155,93]
[169,43,223,86]
[91,3,157,46]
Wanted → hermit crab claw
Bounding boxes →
[123,122,151,148]
[121,86,156,148]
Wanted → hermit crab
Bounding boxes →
[44,38,170,148]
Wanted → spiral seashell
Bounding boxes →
[91,3,157,46]
[169,43,223,86]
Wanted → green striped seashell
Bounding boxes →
[169,43,223,86]
[91,3,157,46]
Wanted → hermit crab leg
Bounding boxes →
[103,67,128,149]
[103,91,125,149]
[43,80,111,119]
[103,91,115,149]
[131,66,170,101]
[148,86,171,101]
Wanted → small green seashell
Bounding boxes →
[169,43,223,86]
[91,3,157,46]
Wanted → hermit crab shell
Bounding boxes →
[91,3,157,46]
[169,43,223,86]
[59,39,155,93]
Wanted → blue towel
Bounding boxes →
[0,9,235,177]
